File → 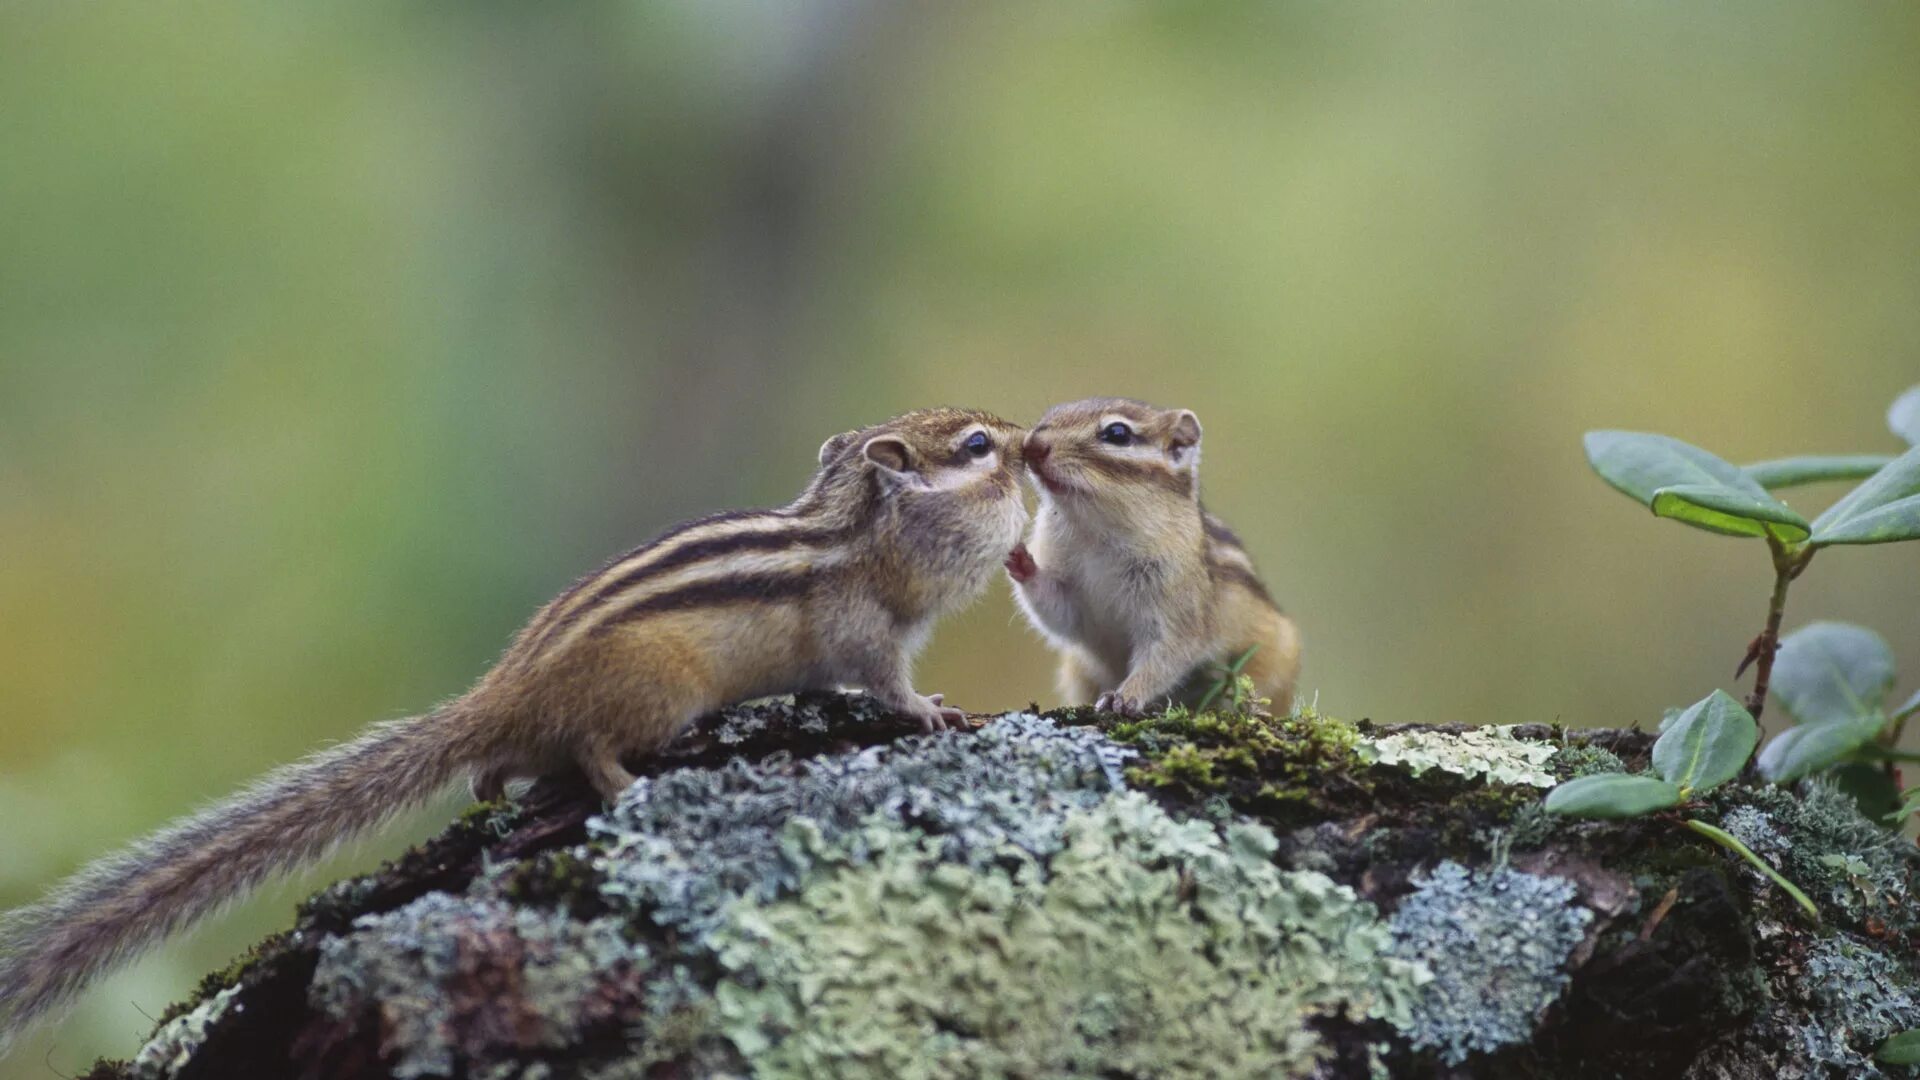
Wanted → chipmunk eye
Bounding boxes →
[1098,422,1133,447]
[963,431,993,457]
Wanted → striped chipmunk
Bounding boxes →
[1007,397,1300,717]
[0,406,1030,1049]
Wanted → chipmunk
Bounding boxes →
[0,406,1030,1049]
[1007,397,1300,717]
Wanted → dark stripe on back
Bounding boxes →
[1080,454,1195,499]
[530,518,841,651]
[1203,514,1247,553]
[587,570,822,635]
[1209,559,1279,611]
[541,509,775,617]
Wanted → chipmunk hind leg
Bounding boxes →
[1057,650,1113,706]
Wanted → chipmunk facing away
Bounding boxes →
[0,407,1029,1050]
[1008,397,1300,717]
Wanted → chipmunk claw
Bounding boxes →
[917,693,967,733]
[1094,692,1145,718]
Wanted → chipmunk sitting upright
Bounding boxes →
[1007,397,1300,716]
[0,406,1029,1049]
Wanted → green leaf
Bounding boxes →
[1771,621,1895,726]
[1829,763,1902,826]
[1685,819,1819,922]
[1891,385,1920,447]
[1888,794,1920,827]
[1544,773,1682,818]
[1584,431,1810,541]
[1742,454,1895,490]
[1808,444,1920,546]
[1651,690,1758,794]
[1878,1028,1920,1066]
[1756,713,1885,783]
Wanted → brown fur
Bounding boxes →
[1012,398,1301,716]
[0,407,1029,1050]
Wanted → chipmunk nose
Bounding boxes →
[1023,434,1050,465]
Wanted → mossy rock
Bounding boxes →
[76,693,1920,1080]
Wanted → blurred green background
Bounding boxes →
[4,2,1918,1072]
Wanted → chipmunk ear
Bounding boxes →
[862,435,917,478]
[1167,409,1203,466]
[818,430,859,468]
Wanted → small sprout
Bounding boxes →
[1194,645,1263,715]
[1546,690,1755,817]
[1583,386,1919,750]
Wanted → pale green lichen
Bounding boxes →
[309,893,647,1079]
[1357,726,1560,788]
[590,713,1130,938]
[130,985,240,1080]
[702,792,1426,1079]
[1803,935,1920,1053]
[1386,861,1592,1065]
[1718,780,1919,934]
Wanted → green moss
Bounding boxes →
[492,848,607,918]
[149,930,293,1029]
[1548,742,1627,779]
[1111,705,1370,818]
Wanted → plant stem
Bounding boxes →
[1743,536,1812,725]
[1684,819,1819,922]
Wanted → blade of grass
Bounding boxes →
[1194,645,1260,714]
[1685,819,1819,922]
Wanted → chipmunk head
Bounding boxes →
[1023,397,1202,511]
[814,407,1031,605]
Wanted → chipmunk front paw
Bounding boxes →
[1004,544,1037,583]
[1094,691,1145,718]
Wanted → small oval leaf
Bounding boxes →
[1652,690,1758,793]
[1808,444,1920,546]
[1544,774,1683,818]
[1772,622,1895,726]
[1584,431,1810,540]
[1890,385,1920,447]
[1756,713,1885,783]
[1742,454,1896,490]
[1878,1028,1920,1066]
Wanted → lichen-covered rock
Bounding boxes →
[706,793,1421,1078]
[72,693,1920,1080]
[1357,726,1560,789]
[1385,861,1591,1064]
[309,895,645,1079]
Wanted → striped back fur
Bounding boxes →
[0,708,471,1051]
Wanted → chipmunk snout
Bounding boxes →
[1023,433,1051,465]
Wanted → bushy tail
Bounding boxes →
[0,708,475,1051]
